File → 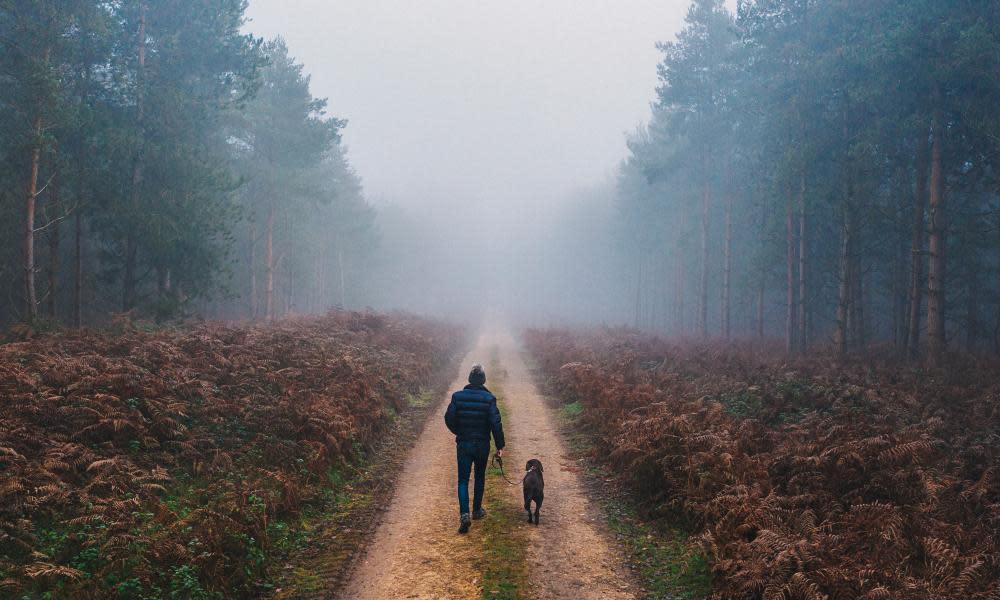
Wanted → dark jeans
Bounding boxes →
[456,440,489,516]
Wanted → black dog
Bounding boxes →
[523,459,544,524]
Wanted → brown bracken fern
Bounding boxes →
[0,311,462,598]
[525,328,1000,599]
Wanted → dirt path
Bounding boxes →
[341,329,635,599]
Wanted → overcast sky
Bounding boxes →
[242,1,728,215]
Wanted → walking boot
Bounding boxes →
[458,513,471,534]
[472,508,487,520]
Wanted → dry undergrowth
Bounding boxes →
[0,311,463,598]
[525,328,999,599]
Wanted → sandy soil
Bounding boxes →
[340,329,635,599]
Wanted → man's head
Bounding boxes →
[469,364,486,386]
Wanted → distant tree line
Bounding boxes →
[616,0,1000,365]
[0,1,375,328]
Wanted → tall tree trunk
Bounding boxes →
[926,108,946,367]
[660,257,671,333]
[675,255,685,335]
[785,194,798,354]
[313,253,322,313]
[674,210,688,336]
[893,212,908,350]
[24,114,43,322]
[906,129,930,357]
[122,238,138,311]
[123,2,147,312]
[756,186,768,340]
[835,209,853,359]
[74,209,83,328]
[856,265,868,349]
[995,222,1000,355]
[337,243,346,308]
[966,267,979,353]
[634,253,644,329]
[700,181,710,339]
[723,187,733,340]
[756,283,764,339]
[47,175,60,320]
[835,99,854,359]
[156,266,170,301]
[797,175,808,351]
[891,165,908,351]
[249,220,257,319]
[285,262,293,317]
[266,203,275,321]
[72,53,93,330]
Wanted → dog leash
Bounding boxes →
[492,452,535,486]
[492,452,521,486]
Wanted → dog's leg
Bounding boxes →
[534,495,542,524]
[524,495,533,523]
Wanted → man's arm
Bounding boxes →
[444,394,459,434]
[489,396,505,450]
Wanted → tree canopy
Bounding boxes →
[0,1,377,326]
[613,0,1000,363]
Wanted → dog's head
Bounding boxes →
[525,458,543,474]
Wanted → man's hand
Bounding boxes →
[496,448,504,458]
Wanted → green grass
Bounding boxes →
[287,566,323,594]
[603,504,711,600]
[477,486,527,600]
[560,400,584,419]
[407,390,434,408]
[476,353,529,600]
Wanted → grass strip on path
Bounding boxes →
[474,353,530,600]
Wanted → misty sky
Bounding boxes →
[243,1,718,215]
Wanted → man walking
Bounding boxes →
[444,363,505,533]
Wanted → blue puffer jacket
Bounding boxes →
[444,384,505,449]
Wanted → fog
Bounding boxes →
[244,1,701,324]
[5,0,992,355]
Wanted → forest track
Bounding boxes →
[339,328,636,599]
